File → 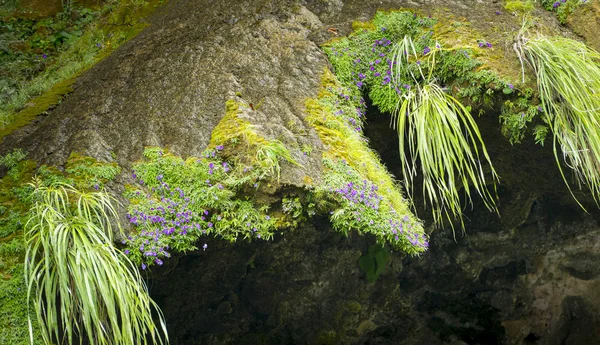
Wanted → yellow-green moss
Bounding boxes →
[431,11,531,87]
[0,0,167,141]
[351,20,377,31]
[306,69,416,221]
[504,0,535,13]
[0,77,76,142]
[209,100,266,150]
[568,1,600,52]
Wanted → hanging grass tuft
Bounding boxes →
[516,29,600,207]
[391,36,499,230]
[24,180,168,345]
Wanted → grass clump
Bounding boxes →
[516,28,600,205]
[323,11,502,230]
[0,150,122,344]
[24,181,168,345]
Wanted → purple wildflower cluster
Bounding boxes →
[323,159,429,253]
[334,180,383,210]
[123,147,276,269]
[552,0,567,7]
[125,174,216,268]
[478,41,493,48]
[350,38,396,90]
[330,88,367,134]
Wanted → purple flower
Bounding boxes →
[495,10,501,15]
[553,1,560,7]
[124,249,130,255]
[508,83,514,89]
[486,42,492,48]
[202,243,208,251]
[216,145,224,151]
[141,263,147,270]
[155,259,163,266]
[42,54,47,59]
[357,81,363,88]
[423,46,431,55]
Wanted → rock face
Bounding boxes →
[4,0,600,344]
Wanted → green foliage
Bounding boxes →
[517,31,600,205]
[504,0,535,13]
[24,182,168,345]
[124,147,280,268]
[540,0,586,23]
[358,244,390,283]
[499,91,542,145]
[65,152,121,189]
[0,148,27,180]
[255,140,300,181]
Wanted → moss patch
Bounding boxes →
[568,1,600,52]
[0,76,76,142]
[0,0,167,140]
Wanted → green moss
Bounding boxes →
[351,20,376,31]
[0,77,76,142]
[346,300,362,313]
[0,264,42,345]
[504,0,535,13]
[0,0,167,140]
[314,331,341,345]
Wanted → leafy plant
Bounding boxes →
[0,148,27,180]
[358,244,390,283]
[124,147,278,268]
[24,181,168,345]
[391,36,498,229]
[516,29,600,206]
[255,140,300,181]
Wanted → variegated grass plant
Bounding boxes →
[515,27,600,207]
[24,180,168,345]
[391,36,499,230]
